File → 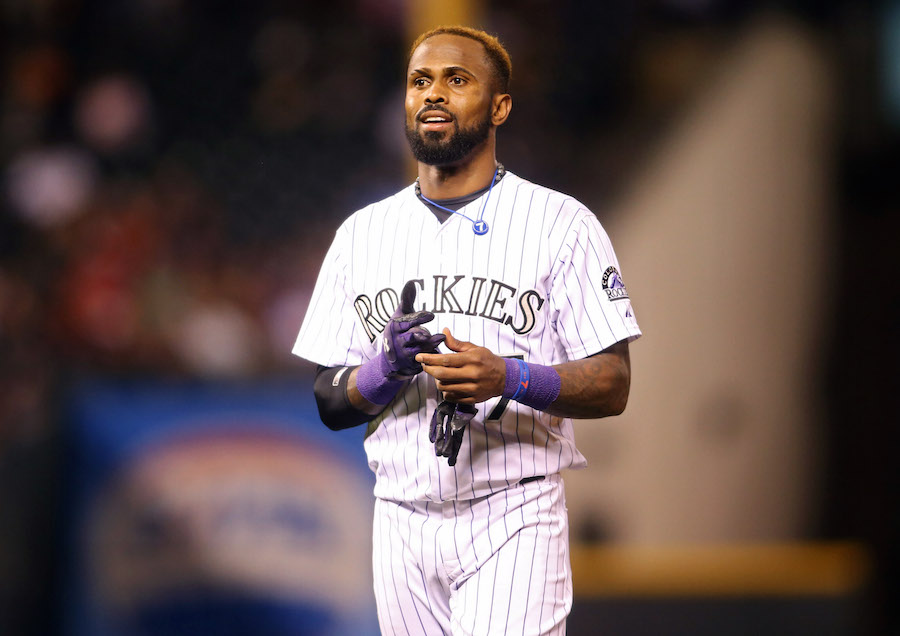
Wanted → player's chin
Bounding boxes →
[420,129,450,143]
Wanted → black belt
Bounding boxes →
[519,475,545,485]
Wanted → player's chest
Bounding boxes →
[348,224,552,343]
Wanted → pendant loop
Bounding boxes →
[415,165,503,237]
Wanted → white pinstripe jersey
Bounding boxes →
[293,171,641,503]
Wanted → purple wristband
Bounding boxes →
[503,358,521,398]
[502,358,561,411]
[356,357,405,405]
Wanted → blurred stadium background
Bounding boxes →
[1,0,897,635]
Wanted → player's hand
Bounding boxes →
[381,280,445,379]
[415,329,506,404]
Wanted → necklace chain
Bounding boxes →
[415,164,505,236]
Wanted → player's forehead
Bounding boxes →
[407,34,491,78]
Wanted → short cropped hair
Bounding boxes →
[409,26,512,94]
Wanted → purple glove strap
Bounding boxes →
[378,347,401,377]
[356,357,405,405]
[502,358,561,412]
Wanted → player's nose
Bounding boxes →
[423,83,447,104]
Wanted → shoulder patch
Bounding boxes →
[601,266,629,301]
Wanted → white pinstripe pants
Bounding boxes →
[372,474,571,636]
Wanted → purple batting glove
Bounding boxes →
[429,401,456,444]
[356,280,444,404]
[430,401,477,466]
[380,280,445,379]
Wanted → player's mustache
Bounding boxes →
[416,104,455,122]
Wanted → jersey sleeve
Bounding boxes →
[292,225,369,367]
[549,212,642,361]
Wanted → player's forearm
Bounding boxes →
[313,364,408,430]
[347,366,400,415]
[417,332,632,418]
[313,365,374,430]
[545,341,631,419]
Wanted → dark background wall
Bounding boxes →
[0,1,896,634]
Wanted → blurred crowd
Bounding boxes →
[2,2,402,388]
[0,0,744,435]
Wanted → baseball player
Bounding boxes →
[294,25,641,635]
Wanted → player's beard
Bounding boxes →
[405,108,492,166]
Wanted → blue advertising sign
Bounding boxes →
[62,379,379,636]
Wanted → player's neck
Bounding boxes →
[416,150,499,200]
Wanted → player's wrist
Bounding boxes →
[357,356,406,405]
[502,358,561,411]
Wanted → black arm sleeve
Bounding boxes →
[313,365,372,431]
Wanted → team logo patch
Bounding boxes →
[601,266,629,301]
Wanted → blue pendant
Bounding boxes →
[473,220,489,235]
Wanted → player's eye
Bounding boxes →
[450,76,466,86]
[413,77,429,88]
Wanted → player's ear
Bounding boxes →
[491,93,511,126]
